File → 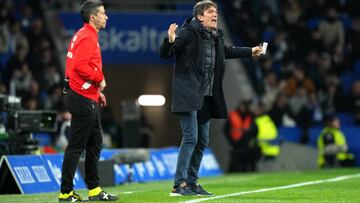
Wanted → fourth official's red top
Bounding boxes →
[65,23,104,102]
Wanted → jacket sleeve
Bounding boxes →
[159,28,191,59]
[224,45,252,59]
[73,37,104,83]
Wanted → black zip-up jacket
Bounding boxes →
[160,17,252,118]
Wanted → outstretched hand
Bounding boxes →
[168,23,178,43]
[252,46,263,57]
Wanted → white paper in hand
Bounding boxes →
[261,42,268,55]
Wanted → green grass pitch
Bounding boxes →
[1,168,359,203]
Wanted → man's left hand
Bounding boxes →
[252,46,263,57]
[99,92,107,107]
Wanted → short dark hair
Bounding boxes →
[80,0,104,23]
[324,114,338,126]
[193,0,217,18]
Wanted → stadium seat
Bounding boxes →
[262,31,275,42]
[175,3,193,12]
[307,17,321,29]
[354,59,360,77]
[337,112,355,125]
[340,71,356,95]
[278,127,301,143]
[338,15,352,29]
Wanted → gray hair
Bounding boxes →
[193,0,217,18]
[80,0,104,23]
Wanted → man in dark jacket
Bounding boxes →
[160,0,263,197]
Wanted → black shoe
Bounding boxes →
[190,184,214,196]
[59,191,83,202]
[89,191,118,201]
[170,185,197,196]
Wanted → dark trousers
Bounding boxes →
[228,147,261,172]
[61,89,102,193]
[174,97,211,187]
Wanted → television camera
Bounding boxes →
[0,94,57,155]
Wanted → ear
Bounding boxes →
[197,15,204,22]
[90,14,97,22]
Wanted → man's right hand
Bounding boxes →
[99,92,107,107]
[99,79,106,91]
[168,23,178,43]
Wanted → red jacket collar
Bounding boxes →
[84,23,98,36]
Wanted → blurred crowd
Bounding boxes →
[224,99,355,172]
[0,0,64,111]
[0,0,127,153]
[0,0,71,153]
[222,0,360,133]
[1,0,360,154]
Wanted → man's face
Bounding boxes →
[92,6,108,30]
[332,118,340,129]
[197,6,218,30]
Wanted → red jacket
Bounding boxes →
[65,23,104,102]
[228,111,252,142]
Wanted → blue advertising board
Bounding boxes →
[42,154,86,190]
[148,150,172,180]
[0,147,222,194]
[1,155,58,194]
[58,12,191,64]
[98,147,222,183]
[156,147,180,177]
[154,147,223,178]
[0,154,86,194]
[199,148,223,177]
[99,149,128,184]
[99,148,171,183]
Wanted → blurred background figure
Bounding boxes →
[349,80,360,125]
[224,100,281,172]
[224,100,256,172]
[317,115,355,168]
[139,112,154,148]
[54,109,71,152]
[101,106,123,148]
[251,102,280,160]
[318,7,345,50]
[268,92,296,127]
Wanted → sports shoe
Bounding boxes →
[170,185,197,196]
[59,191,82,202]
[190,184,214,196]
[89,191,119,201]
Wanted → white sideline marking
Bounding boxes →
[120,191,135,194]
[182,173,360,203]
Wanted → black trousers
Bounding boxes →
[61,89,102,193]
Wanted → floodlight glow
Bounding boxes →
[138,95,166,106]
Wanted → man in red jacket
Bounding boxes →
[59,0,118,202]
